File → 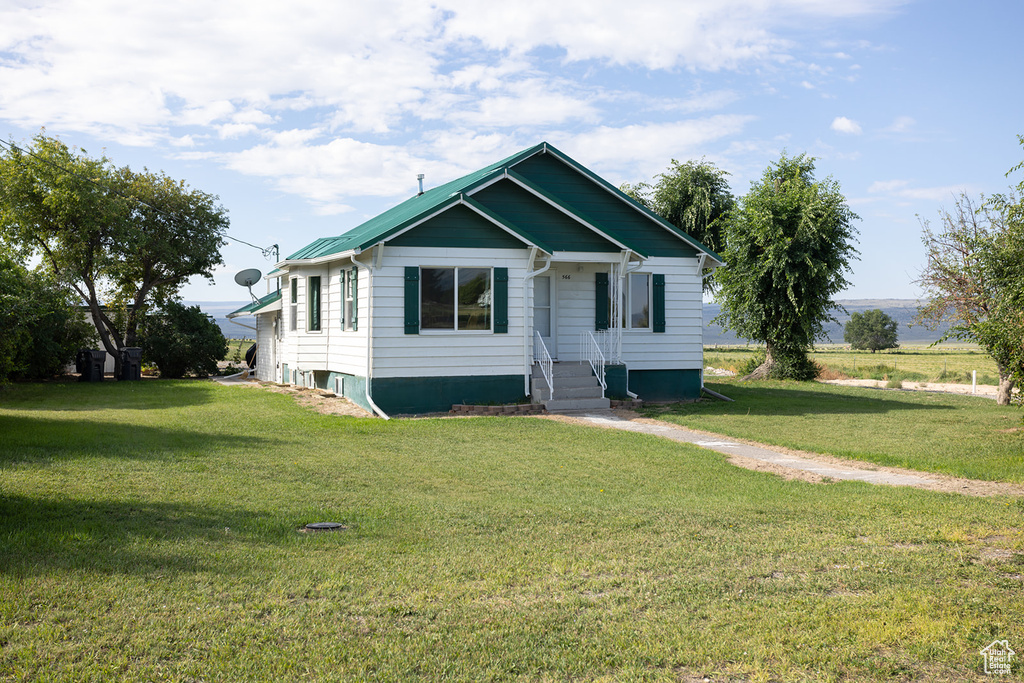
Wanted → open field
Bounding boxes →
[705,345,1001,386]
[1,381,1022,681]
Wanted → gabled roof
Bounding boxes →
[282,142,723,265]
[227,289,283,319]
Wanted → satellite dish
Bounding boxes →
[234,268,262,288]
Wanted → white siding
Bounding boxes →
[371,247,532,379]
[546,257,703,369]
[254,311,279,381]
[619,257,703,370]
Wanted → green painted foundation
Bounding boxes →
[371,374,524,415]
[322,372,372,413]
[627,369,702,402]
[604,363,628,400]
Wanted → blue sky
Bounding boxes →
[2,0,1022,303]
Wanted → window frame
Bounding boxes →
[307,275,322,332]
[289,277,298,331]
[419,266,494,333]
[623,272,652,331]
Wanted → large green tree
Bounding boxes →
[0,133,228,374]
[622,158,733,291]
[916,191,1024,405]
[715,153,859,380]
[844,309,899,353]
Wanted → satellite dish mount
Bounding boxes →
[234,268,263,303]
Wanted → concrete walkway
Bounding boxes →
[571,411,953,489]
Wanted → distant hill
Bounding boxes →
[704,299,951,346]
[192,298,952,344]
[186,301,254,339]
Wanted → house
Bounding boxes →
[228,142,723,416]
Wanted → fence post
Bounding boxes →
[972,370,977,394]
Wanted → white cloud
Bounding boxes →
[831,116,863,134]
[868,179,972,202]
[884,115,916,133]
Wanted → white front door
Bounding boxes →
[533,274,556,359]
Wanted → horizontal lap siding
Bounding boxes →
[372,247,530,379]
[254,312,278,381]
[620,258,703,370]
[282,264,368,377]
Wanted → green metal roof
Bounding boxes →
[227,289,282,319]
[283,141,722,264]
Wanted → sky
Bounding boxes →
[2,0,1023,304]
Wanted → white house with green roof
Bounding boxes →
[229,142,722,416]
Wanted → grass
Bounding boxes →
[644,378,1024,483]
[705,345,1002,386]
[2,381,1023,681]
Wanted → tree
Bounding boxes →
[139,301,227,379]
[0,133,228,375]
[622,158,734,291]
[844,309,899,353]
[915,191,1024,405]
[0,251,91,384]
[714,153,859,380]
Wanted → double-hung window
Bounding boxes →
[341,267,357,331]
[623,273,650,329]
[421,267,492,331]
[307,276,321,331]
[289,278,298,331]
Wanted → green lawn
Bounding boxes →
[1,381,1023,681]
[646,379,1024,483]
[705,345,1002,385]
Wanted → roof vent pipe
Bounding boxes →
[417,174,425,196]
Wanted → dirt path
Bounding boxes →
[541,410,1024,498]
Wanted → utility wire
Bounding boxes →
[0,136,280,262]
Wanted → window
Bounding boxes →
[341,267,357,331]
[289,277,298,331]
[624,273,650,329]
[421,267,491,331]
[308,276,321,331]
[534,275,551,338]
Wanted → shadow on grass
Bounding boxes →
[664,380,960,417]
[0,494,282,576]
[0,379,219,412]
[0,413,282,464]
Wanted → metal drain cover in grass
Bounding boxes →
[303,522,347,532]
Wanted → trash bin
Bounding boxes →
[77,349,106,382]
[119,347,143,381]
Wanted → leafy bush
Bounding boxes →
[0,253,91,384]
[739,349,820,380]
[140,302,227,378]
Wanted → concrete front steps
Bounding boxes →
[531,361,610,411]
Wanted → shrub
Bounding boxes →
[140,302,227,379]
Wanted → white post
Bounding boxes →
[972,370,977,394]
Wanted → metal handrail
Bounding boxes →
[592,329,621,364]
[534,332,554,401]
[580,331,607,393]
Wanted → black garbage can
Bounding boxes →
[119,347,143,381]
[76,349,106,382]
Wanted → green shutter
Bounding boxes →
[652,274,665,333]
[309,276,321,331]
[339,269,347,329]
[404,266,419,334]
[493,267,508,333]
[595,272,609,331]
[351,267,358,331]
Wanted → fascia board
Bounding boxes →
[503,168,648,259]
[541,144,724,262]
